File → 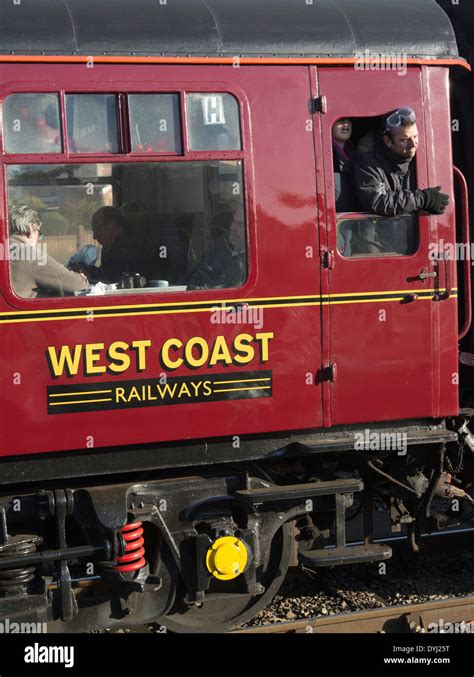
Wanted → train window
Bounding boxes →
[337,214,418,257]
[66,94,119,153]
[186,93,241,151]
[3,94,62,154]
[7,161,247,297]
[129,94,182,153]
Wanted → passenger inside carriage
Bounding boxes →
[352,107,449,218]
[7,158,248,294]
[70,206,156,284]
[89,207,130,283]
[332,117,357,255]
[8,205,89,299]
[337,107,450,257]
[332,117,356,213]
[185,207,246,290]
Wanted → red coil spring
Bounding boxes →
[114,522,147,573]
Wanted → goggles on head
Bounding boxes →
[384,107,416,135]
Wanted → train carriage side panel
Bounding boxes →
[0,63,324,457]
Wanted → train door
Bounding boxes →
[313,67,450,426]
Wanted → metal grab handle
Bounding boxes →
[444,253,452,299]
[454,166,472,339]
[435,253,451,301]
[418,271,438,280]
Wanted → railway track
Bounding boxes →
[236,595,474,633]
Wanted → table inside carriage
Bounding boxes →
[76,284,188,296]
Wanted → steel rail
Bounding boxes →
[236,596,474,633]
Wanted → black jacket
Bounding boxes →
[352,131,425,216]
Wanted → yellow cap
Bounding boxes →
[205,536,249,581]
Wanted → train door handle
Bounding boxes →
[434,253,452,301]
[418,269,437,281]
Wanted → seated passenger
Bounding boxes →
[164,214,194,283]
[120,200,149,247]
[88,207,155,283]
[90,207,128,282]
[186,211,245,290]
[332,117,356,213]
[352,107,449,217]
[350,219,392,255]
[9,205,89,298]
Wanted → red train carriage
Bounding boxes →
[0,0,471,632]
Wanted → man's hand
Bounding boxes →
[421,186,449,215]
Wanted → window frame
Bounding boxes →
[331,114,423,261]
[0,78,253,309]
[184,92,242,153]
[127,92,183,157]
[2,92,64,156]
[1,87,246,162]
[336,211,420,260]
[63,92,122,156]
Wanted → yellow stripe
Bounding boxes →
[49,389,112,397]
[0,300,222,317]
[328,288,455,298]
[0,306,216,324]
[0,289,458,324]
[324,295,458,306]
[49,398,113,406]
[0,293,328,316]
[212,385,272,393]
[0,288,458,317]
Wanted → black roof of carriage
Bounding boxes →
[0,0,459,60]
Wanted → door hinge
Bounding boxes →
[317,364,337,384]
[321,247,335,269]
[313,95,327,114]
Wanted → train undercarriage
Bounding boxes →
[1,417,474,633]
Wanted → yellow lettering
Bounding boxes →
[128,386,140,401]
[131,340,151,371]
[178,382,191,398]
[190,381,202,396]
[156,382,178,398]
[255,332,274,362]
[47,344,82,377]
[184,337,209,368]
[107,341,131,374]
[84,343,106,375]
[203,380,212,395]
[209,335,233,367]
[161,338,183,370]
[233,333,255,365]
[116,387,126,402]
[146,385,157,400]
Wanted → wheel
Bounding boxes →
[158,523,292,633]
